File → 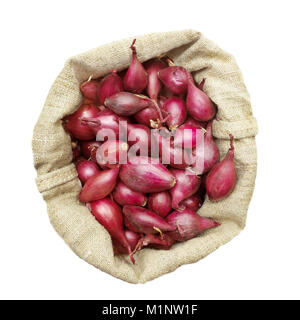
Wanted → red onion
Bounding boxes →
[76,160,100,184]
[144,58,166,100]
[97,70,123,105]
[148,191,172,218]
[113,230,141,255]
[169,169,201,210]
[63,104,100,140]
[166,209,220,241]
[162,97,187,131]
[158,66,188,95]
[113,181,147,207]
[119,156,176,193]
[79,168,119,202]
[89,198,135,263]
[73,156,86,166]
[134,106,161,128]
[206,134,237,201]
[80,78,99,103]
[123,205,176,234]
[124,216,140,233]
[96,140,128,168]
[134,233,174,252]
[82,98,95,105]
[153,131,191,169]
[80,140,101,161]
[191,120,220,174]
[173,124,205,149]
[181,195,203,212]
[186,76,215,121]
[185,117,207,129]
[80,109,129,140]
[123,39,148,93]
[126,123,151,157]
[104,92,152,116]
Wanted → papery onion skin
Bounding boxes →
[123,39,148,93]
[162,97,187,131]
[166,209,220,241]
[63,104,100,140]
[113,181,147,207]
[79,168,119,202]
[134,233,174,252]
[186,76,215,122]
[89,198,135,263]
[148,191,172,218]
[191,120,219,174]
[119,156,176,193]
[181,194,203,212]
[76,160,100,184]
[80,140,101,161]
[113,230,141,255]
[97,70,123,105]
[158,66,188,95]
[96,140,128,169]
[123,205,176,234]
[169,169,201,210]
[80,79,100,103]
[206,134,237,202]
[144,58,166,100]
[104,92,151,116]
[173,123,204,149]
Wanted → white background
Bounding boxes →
[0,0,299,300]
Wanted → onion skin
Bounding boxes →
[169,169,201,210]
[104,92,151,116]
[119,156,176,193]
[113,230,141,255]
[80,79,99,103]
[206,134,236,201]
[162,97,187,130]
[96,140,128,169]
[124,215,140,233]
[76,160,100,184]
[173,124,204,149]
[158,66,188,95]
[123,39,148,93]
[80,141,101,161]
[64,104,100,140]
[181,195,203,212]
[185,117,207,129]
[191,120,220,174]
[98,70,123,105]
[123,205,176,234]
[89,198,135,263]
[148,191,172,218]
[126,123,151,156]
[144,58,166,100]
[134,233,174,252]
[134,106,160,128]
[113,181,147,207]
[153,131,191,169]
[80,109,129,139]
[166,209,220,242]
[186,76,215,122]
[79,168,118,202]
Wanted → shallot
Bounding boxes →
[206,134,237,201]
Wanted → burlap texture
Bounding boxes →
[32,30,258,283]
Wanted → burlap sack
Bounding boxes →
[32,29,258,283]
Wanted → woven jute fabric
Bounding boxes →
[32,30,258,283]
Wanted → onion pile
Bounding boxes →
[63,39,238,264]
